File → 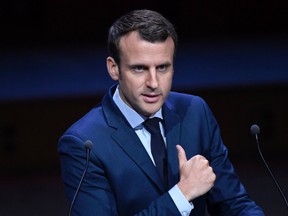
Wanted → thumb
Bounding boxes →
[176,145,187,168]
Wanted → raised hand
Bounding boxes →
[176,145,216,201]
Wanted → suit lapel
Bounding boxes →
[112,126,166,192]
[102,86,166,193]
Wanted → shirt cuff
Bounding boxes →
[168,185,194,215]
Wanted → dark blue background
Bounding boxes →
[1,40,288,101]
[1,1,288,215]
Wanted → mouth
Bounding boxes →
[142,93,161,103]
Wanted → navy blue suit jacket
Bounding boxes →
[58,85,264,215]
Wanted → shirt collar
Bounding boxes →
[113,86,163,129]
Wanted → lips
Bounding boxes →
[142,93,160,103]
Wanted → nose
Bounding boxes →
[146,70,159,89]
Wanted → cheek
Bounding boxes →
[125,75,145,90]
[119,76,141,97]
[161,75,173,89]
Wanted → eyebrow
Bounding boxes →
[157,62,172,67]
[128,64,148,70]
[128,61,172,69]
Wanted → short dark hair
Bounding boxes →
[107,9,178,65]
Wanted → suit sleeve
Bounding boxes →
[58,134,118,215]
[58,134,182,216]
[200,100,265,215]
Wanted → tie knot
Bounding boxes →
[143,117,162,134]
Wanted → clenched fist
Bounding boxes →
[176,145,216,201]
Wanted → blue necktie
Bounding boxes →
[143,117,168,187]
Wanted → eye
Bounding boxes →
[157,64,169,72]
[132,65,145,73]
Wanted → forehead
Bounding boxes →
[118,31,175,63]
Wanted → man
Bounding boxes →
[58,9,264,215]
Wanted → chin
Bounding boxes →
[145,108,161,117]
[139,109,156,117]
[138,103,163,117]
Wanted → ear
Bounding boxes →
[106,57,119,81]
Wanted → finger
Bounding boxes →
[176,145,187,167]
[193,155,209,165]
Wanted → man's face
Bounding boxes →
[107,31,175,117]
